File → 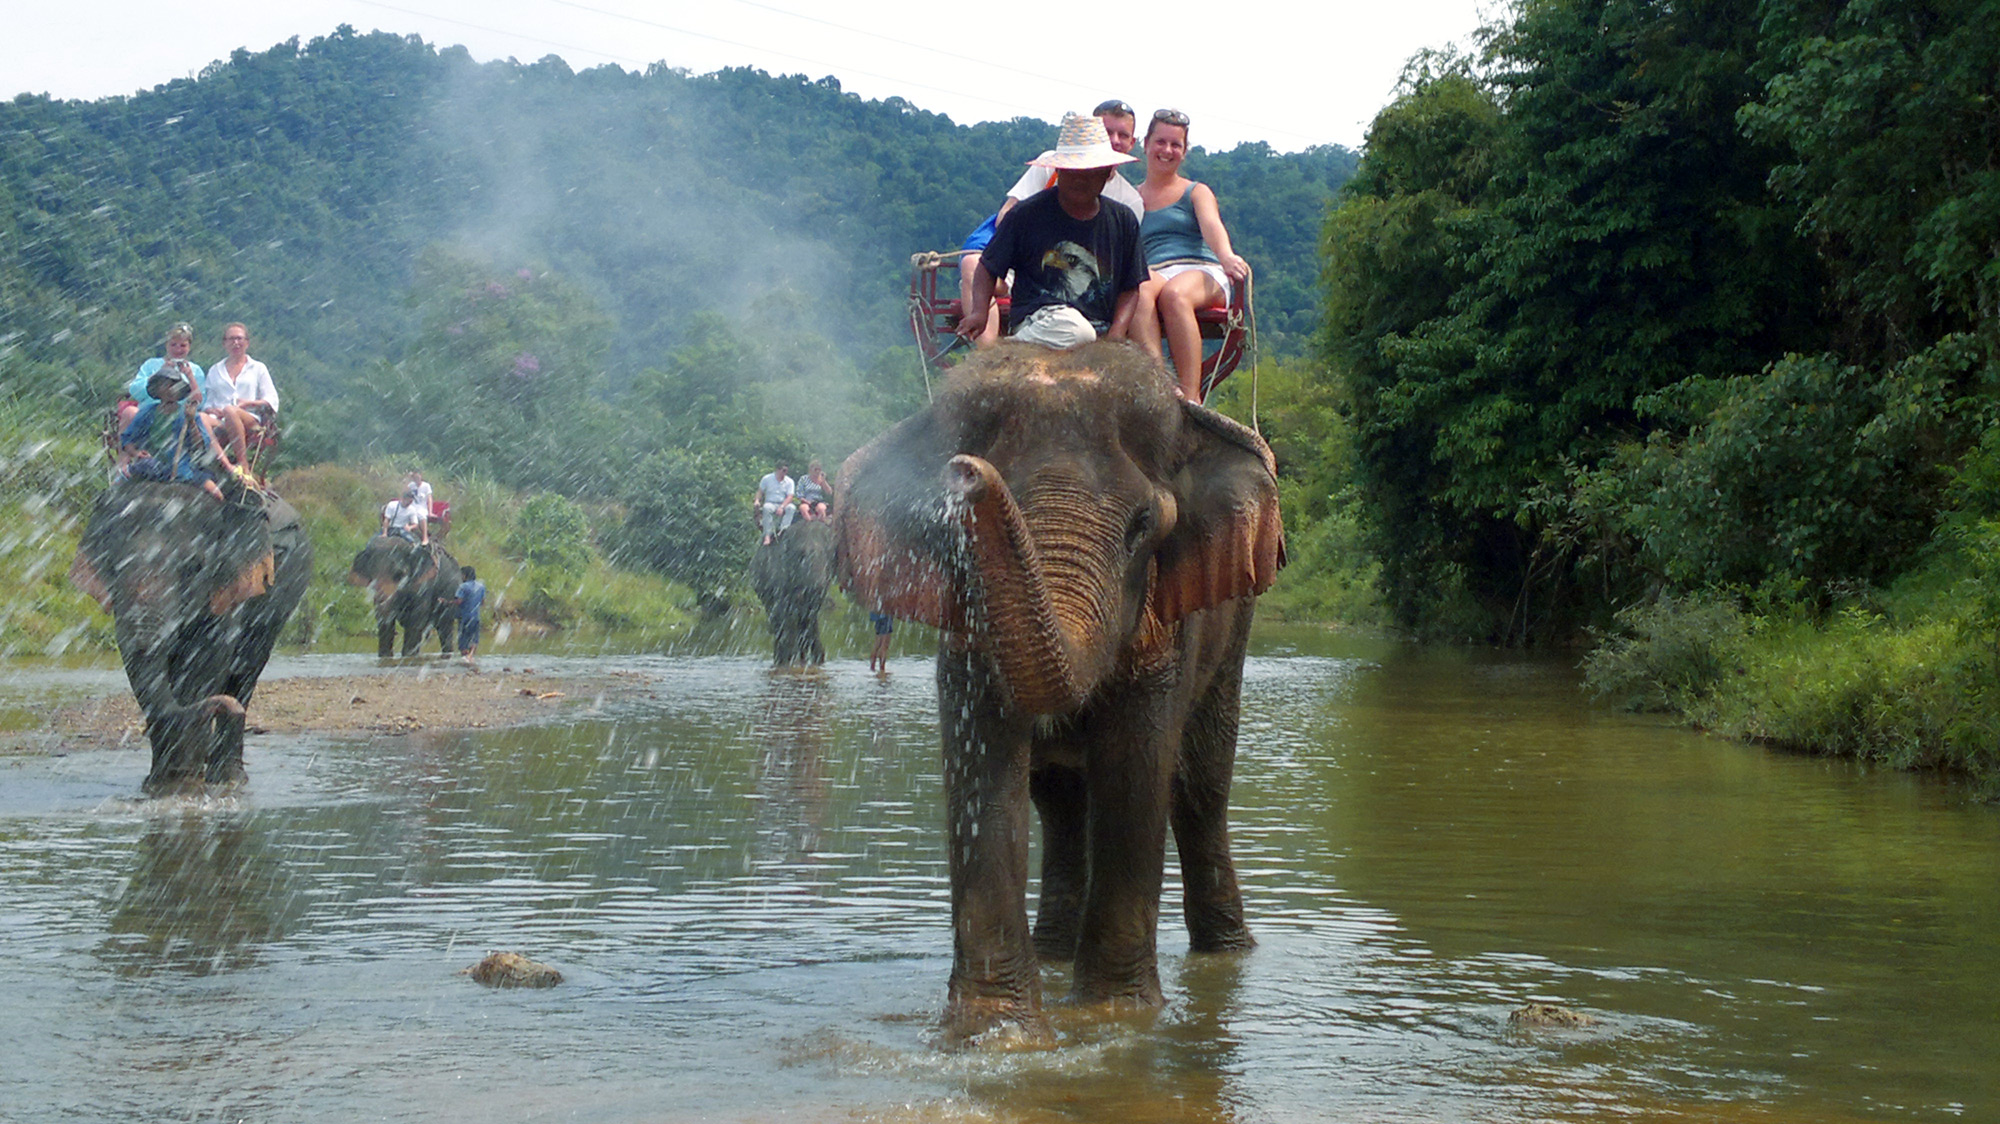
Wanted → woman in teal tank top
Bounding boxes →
[1131,109,1251,402]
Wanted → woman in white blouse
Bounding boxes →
[203,322,280,463]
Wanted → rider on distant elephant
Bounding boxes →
[381,485,429,546]
[795,461,833,522]
[754,462,796,546]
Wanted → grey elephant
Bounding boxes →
[347,535,461,658]
[69,482,312,794]
[749,519,835,665]
[835,341,1284,1046]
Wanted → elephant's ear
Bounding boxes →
[210,551,276,614]
[834,411,967,632]
[1150,402,1286,623]
[68,551,112,614]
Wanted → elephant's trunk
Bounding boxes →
[946,455,1109,715]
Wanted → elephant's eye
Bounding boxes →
[1124,508,1154,553]
[178,557,206,583]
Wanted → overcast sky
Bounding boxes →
[1,0,1497,152]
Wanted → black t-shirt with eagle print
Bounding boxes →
[982,187,1146,334]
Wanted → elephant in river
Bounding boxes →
[69,481,312,794]
[749,519,835,665]
[348,535,462,658]
[835,341,1284,1046]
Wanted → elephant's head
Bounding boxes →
[69,483,276,726]
[347,534,436,611]
[70,485,276,649]
[836,342,1283,714]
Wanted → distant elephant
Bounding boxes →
[69,482,312,794]
[749,519,835,664]
[347,535,461,658]
[835,341,1284,1046]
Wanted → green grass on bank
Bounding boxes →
[0,429,705,656]
[274,462,699,648]
[1584,573,2000,794]
[0,413,115,659]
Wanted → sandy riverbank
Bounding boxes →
[16,662,648,752]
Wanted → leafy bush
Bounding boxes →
[0,415,115,656]
[1692,612,1999,778]
[507,493,593,574]
[609,448,758,604]
[1582,595,1751,713]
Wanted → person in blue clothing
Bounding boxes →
[454,565,487,666]
[114,323,197,442]
[117,364,231,502]
[868,610,893,674]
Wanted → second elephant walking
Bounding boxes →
[348,535,462,658]
[750,520,835,665]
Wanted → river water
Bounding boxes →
[1,626,1993,1122]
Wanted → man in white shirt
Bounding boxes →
[406,470,434,518]
[754,462,795,546]
[382,486,429,546]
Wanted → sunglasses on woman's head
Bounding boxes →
[1153,108,1190,126]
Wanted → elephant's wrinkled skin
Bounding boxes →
[835,342,1284,1046]
[750,519,836,665]
[69,482,312,794]
[348,535,461,658]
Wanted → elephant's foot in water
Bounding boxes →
[141,694,247,795]
[1186,917,1256,954]
[941,992,1056,1051]
[1069,957,1166,1009]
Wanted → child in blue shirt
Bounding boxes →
[454,566,487,666]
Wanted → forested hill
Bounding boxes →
[0,26,1354,405]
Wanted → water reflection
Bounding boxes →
[0,641,1993,1123]
[101,814,290,976]
[751,669,834,865]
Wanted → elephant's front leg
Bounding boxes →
[1071,688,1177,1006]
[1029,760,1087,961]
[376,614,398,659]
[400,607,426,658]
[937,643,1049,1047]
[1174,604,1256,952]
[1174,665,1254,952]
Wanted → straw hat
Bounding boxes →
[1029,112,1138,170]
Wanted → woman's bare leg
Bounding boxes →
[1132,274,1167,362]
[1158,271,1226,402]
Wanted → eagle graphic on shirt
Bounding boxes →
[1039,241,1104,303]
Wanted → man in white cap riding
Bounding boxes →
[956,112,1147,350]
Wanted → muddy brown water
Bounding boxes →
[1,627,1994,1122]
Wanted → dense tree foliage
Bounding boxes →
[0,27,1354,454]
[1323,0,1999,640]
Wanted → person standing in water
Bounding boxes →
[868,610,893,674]
[454,565,486,667]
